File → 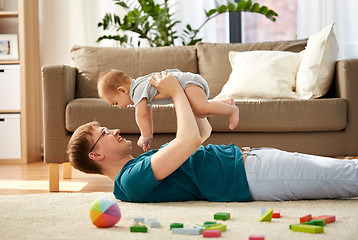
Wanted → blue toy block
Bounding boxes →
[134,216,145,224]
[172,228,203,235]
[146,218,160,228]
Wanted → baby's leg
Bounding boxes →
[185,85,239,129]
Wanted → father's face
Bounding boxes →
[91,126,132,156]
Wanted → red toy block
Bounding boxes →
[313,215,336,223]
[203,230,221,238]
[299,214,312,223]
[249,234,265,240]
[272,210,280,218]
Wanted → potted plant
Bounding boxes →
[97,0,278,47]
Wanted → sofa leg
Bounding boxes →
[49,163,59,192]
[63,162,72,179]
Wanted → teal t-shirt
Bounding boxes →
[113,143,251,202]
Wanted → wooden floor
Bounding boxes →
[0,161,114,195]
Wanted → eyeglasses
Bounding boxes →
[89,128,109,153]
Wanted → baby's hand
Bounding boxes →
[137,135,153,152]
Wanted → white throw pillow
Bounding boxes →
[214,50,302,100]
[296,23,339,99]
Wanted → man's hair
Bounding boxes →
[67,121,103,174]
[97,69,131,98]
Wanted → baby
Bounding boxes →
[97,69,239,152]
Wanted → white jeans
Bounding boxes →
[244,148,358,201]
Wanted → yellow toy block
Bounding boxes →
[290,224,324,234]
[258,208,273,222]
[205,223,227,232]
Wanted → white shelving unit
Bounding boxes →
[0,0,42,164]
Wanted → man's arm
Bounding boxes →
[135,99,154,152]
[149,73,202,180]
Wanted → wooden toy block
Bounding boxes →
[134,216,145,223]
[170,223,184,230]
[260,207,266,216]
[214,212,230,220]
[258,208,273,222]
[290,224,324,234]
[272,210,280,218]
[302,219,326,226]
[205,223,227,232]
[146,218,160,228]
[172,228,202,235]
[130,224,148,233]
[203,221,217,228]
[299,214,312,223]
[314,215,336,223]
[193,224,205,230]
[249,234,265,240]
[203,230,222,238]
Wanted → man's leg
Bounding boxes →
[245,148,358,201]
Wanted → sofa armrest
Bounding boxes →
[42,64,76,163]
[335,59,358,154]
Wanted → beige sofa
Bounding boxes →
[42,39,358,191]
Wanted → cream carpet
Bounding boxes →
[1,192,358,240]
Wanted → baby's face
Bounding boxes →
[103,89,133,109]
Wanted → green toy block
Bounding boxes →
[302,219,326,226]
[214,212,230,220]
[193,224,205,229]
[290,224,324,234]
[203,221,217,227]
[205,223,227,232]
[170,223,184,230]
[130,224,148,233]
[258,208,273,222]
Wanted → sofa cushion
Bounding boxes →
[214,50,302,100]
[196,39,308,98]
[209,98,347,132]
[66,98,347,133]
[66,98,177,133]
[70,45,198,98]
[296,23,339,99]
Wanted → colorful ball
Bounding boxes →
[89,197,121,228]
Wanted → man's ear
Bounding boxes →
[88,152,105,162]
[118,86,129,94]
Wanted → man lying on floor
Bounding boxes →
[67,72,358,203]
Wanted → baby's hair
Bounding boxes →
[97,69,131,97]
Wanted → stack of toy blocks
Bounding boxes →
[290,214,336,234]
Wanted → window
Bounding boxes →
[230,0,298,43]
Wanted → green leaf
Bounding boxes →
[252,3,260,12]
[114,1,129,8]
[236,0,246,11]
[227,2,236,11]
[245,0,252,11]
[206,9,217,17]
[217,5,228,13]
[259,6,268,15]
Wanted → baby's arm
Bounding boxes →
[135,99,154,152]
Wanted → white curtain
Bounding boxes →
[171,0,229,45]
[39,0,123,65]
[297,0,358,59]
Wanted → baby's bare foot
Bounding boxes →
[229,106,240,130]
[223,98,235,106]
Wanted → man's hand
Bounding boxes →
[137,135,153,152]
[149,72,181,99]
